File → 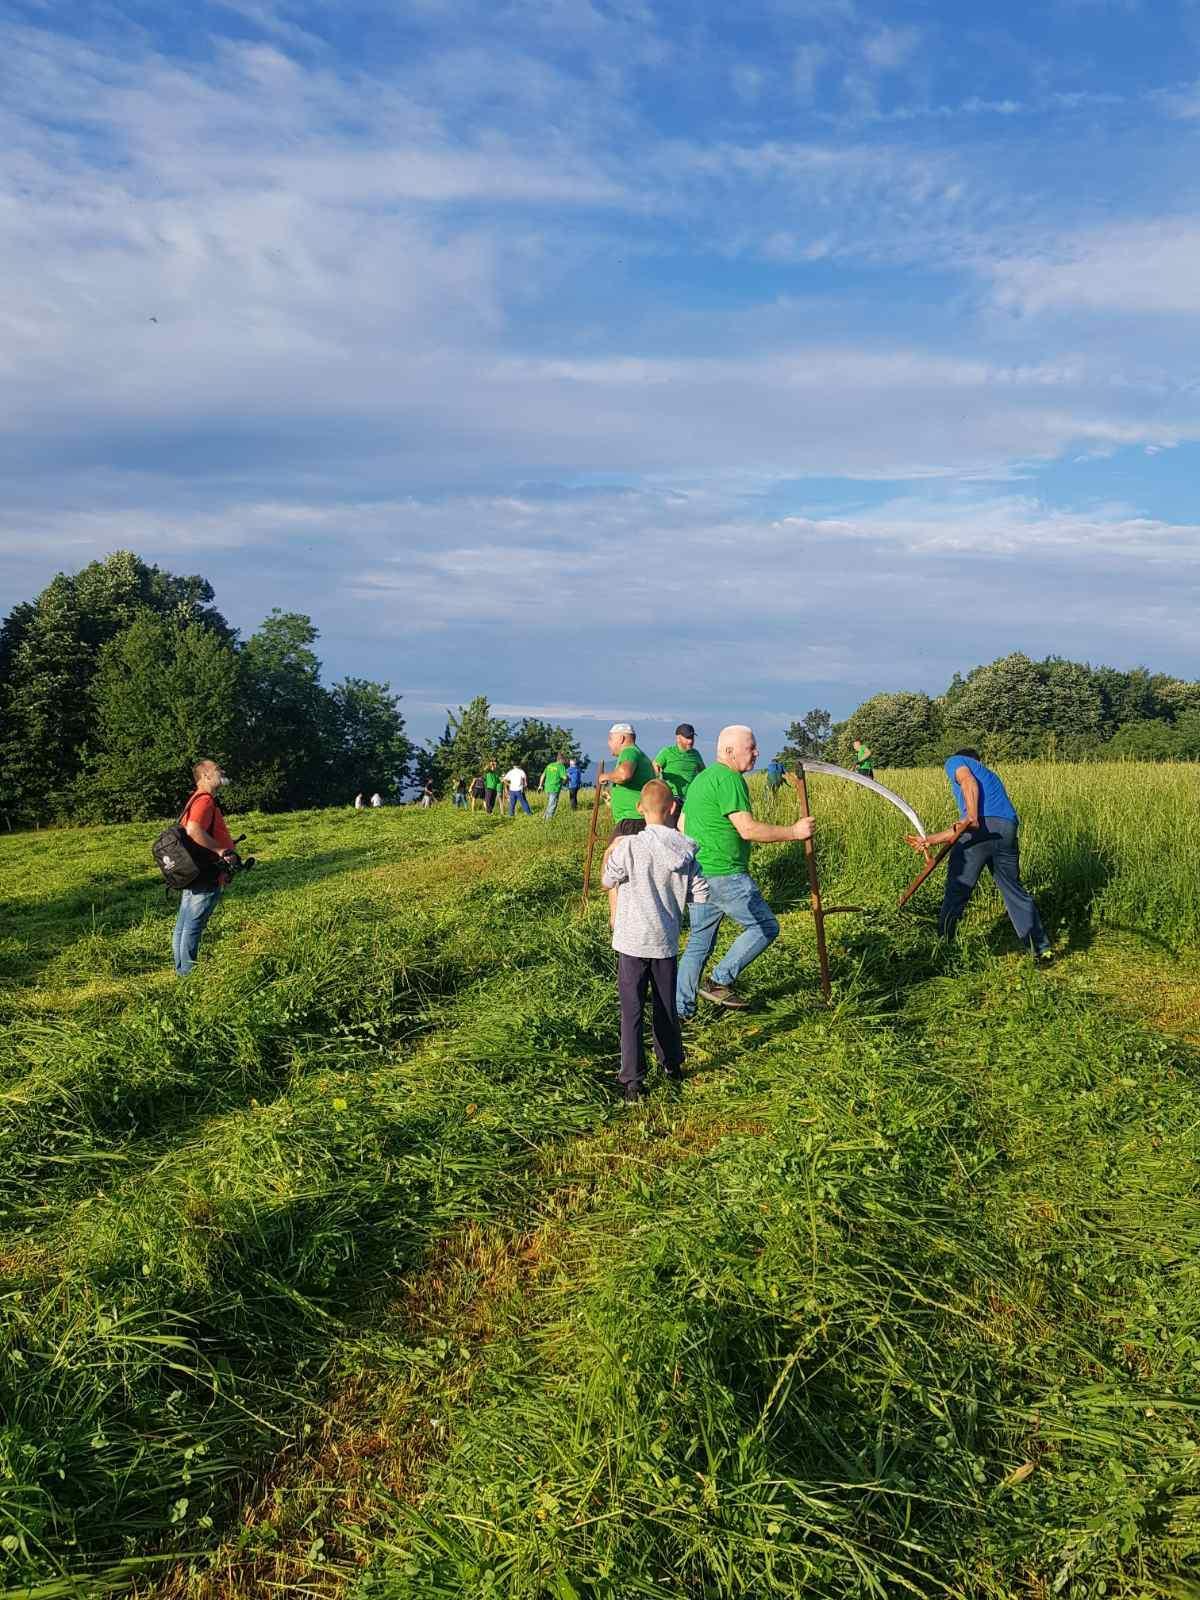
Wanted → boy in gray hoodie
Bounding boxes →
[601,779,709,1101]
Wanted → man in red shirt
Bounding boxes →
[173,758,237,976]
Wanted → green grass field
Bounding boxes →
[2,764,1199,1599]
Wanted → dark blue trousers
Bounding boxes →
[938,817,1049,952]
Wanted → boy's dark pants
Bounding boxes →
[618,953,683,1088]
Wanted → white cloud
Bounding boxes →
[862,25,921,71]
[988,222,1200,316]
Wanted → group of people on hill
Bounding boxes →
[170,735,1051,1103]
[454,756,584,817]
[595,722,1050,1102]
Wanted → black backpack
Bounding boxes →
[152,793,220,891]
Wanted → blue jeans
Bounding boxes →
[173,885,222,976]
[452,792,467,808]
[543,789,561,819]
[676,873,780,1017]
[939,817,1049,952]
[507,789,532,816]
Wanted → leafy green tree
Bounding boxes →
[0,552,232,826]
[941,653,1104,757]
[237,610,334,809]
[778,708,833,763]
[329,678,412,798]
[837,692,939,768]
[80,615,240,821]
[507,717,585,780]
[423,696,514,790]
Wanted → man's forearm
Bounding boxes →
[737,817,804,843]
[186,824,226,854]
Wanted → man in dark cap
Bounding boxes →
[653,723,705,824]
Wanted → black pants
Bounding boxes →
[618,953,683,1088]
[484,790,496,813]
[568,788,580,809]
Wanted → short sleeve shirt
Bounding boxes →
[503,767,528,792]
[567,763,581,788]
[543,761,566,792]
[945,757,1017,823]
[484,771,500,791]
[182,792,233,852]
[682,762,752,877]
[653,744,706,801]
[609,743,656,822]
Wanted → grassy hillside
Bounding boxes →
[1,766,1198,1599]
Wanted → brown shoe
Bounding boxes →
[698,982,750,1010]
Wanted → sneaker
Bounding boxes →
[1035,946,1054,966]
[621,1082,646,1104]
[698,982,750,1010]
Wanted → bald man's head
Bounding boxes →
[717,725,758,773]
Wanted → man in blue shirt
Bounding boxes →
[765,757,784,791]
[916,749,1052,962]
[566,757,583,810]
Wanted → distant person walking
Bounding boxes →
[172,759,237,977]
[354,792,365,810]
[540,753,568,819]
[765,757,784,791]
[483,763,500,814]
[452,776,468,809]
[504,762,532,816]
[602,780,708,1102]
[914,749,1052,962]
[370,792,383,808]
[421,780,435,809]
[653,723,705,823]
[597,723,655,830]
[469,772,487,811]
[676,725,814,1016]
[566,757,582,810]
[851,739,875,778]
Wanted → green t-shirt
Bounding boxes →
[682,762,752,877]
[609,742,655,822]
[653,744,705,801]
[543,761,566,793]
[484,772,500,791]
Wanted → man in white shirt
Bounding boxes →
[503,763,531,816]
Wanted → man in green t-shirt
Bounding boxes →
[653,722,705,822]
[483,764,500,815]
[539,753,568,820]
[852,739,875,779]
[677,725,814,1016]
[597,723,656,828]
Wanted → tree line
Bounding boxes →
[780,653,1200,769]
[0,552,591,830]
[0,551,412,828]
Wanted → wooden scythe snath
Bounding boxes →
[784,767,831,1001]
[898,819,972,909]
[580,760,606,911]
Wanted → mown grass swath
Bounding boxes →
[0,768,1198,1598]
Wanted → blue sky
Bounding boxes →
[2,0,1199,762]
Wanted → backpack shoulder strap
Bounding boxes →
[178,790,202,826]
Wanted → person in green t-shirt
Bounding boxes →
[676,725,814,1017]
[482,764,500,815]
[597,723,656,829]
[539,753,568,820]
[851,739,875,778]
[653,722,705,822]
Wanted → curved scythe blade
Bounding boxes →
[797,759,927,837]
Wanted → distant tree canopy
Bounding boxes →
[0,551,413,827]
[822,653,1200,768]
[420,696,587,790]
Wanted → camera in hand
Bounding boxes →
[222,834,257,875]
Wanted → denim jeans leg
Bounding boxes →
[676,899,726,1017]
[937,831,993,940]
[174,887,220,975]
[709,876,780,987]
[544,790,559,819]
[988,821,1048,951]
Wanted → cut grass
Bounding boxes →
[1,767,1198,1598]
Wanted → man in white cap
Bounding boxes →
[677,724,814,1015]
[596,723,656,830]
